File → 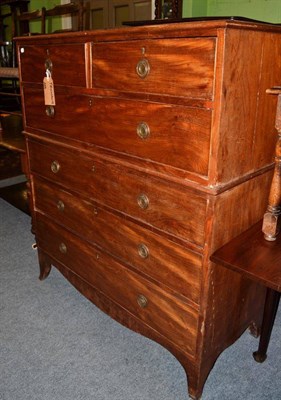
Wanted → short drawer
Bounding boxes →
[33,177,202,303]
[28,139,206,246]
[93,38,216,99]
[19,43,86,86]
[23,87,211,176]
[36,215,199,355]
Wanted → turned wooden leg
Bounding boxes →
[262,90,281,241]
[253,288,280,363]
[38,248,52,280]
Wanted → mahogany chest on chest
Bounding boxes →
[16,19,281,399]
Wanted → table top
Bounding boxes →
[124,16,281,27]
[211,220,281,292]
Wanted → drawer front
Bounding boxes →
[33,177,202,303]
[19,44,86,86]
[36,215,199,355]
[93,38,216,99]
[28,140,206,246]
[23,87,211,175]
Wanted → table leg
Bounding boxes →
[253,288,280,363]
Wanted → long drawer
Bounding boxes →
[93,38,216,99]
[23,87,211,175]
[19,43,87,86]
[33,177,202,303]
[28,139,206,246]
[36,214,199,356]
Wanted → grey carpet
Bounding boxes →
[0,198,280,400]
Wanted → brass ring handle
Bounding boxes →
[136,59,150,79]
[138,243,149,259]
[59,242,67,254]
[45,58,53,72]
[51,160,60,174]
[137,294,148,308]
[137,194,149,210]
[46,105,55,118]
[57,200,65,212]
[137,122,150,140]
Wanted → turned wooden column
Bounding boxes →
[262,87,281,241]
[154,0,183,19]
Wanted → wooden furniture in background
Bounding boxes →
[42,1,87,34]
[17,8,44,35]
[0,0,29,38]
[0,1,30,213]
[16,19,281,399]
[154,0,182,19]
[0,64,29,213]
[211,221,281,363]
[0,66,24,152]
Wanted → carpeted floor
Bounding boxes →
[0,198,280,400]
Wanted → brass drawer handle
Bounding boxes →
[57,200,65,212]
[51,160,60,173]
[137,294,148,308]
[138,243,149,259]
[45,58,53,72]
[137,194,149,210]
[136,59,150,79]
[137,122,150,140]
[59,242,67,254]
[46,105,55,117]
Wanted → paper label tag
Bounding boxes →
[43,76,56,106]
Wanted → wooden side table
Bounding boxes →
[211,220,281,362]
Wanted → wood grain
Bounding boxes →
[28,138,207,246]
[19,43,86,86]
[23,87,212,175]
[36,214,199,356]
[33,177,203,304]
[209,28,279,186]
[93,38,216,99]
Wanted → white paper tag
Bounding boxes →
[43,74,56,106]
